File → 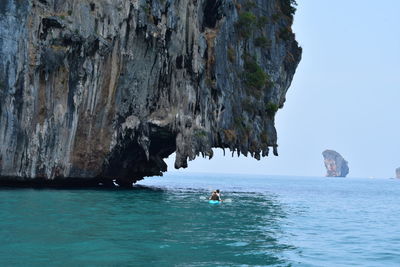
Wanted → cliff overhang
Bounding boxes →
[0,0,301,186]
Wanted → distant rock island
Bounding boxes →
[396,168,400,179]
[322,150,349,177]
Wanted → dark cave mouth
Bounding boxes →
[203,0,223,29]
[102,125,177,186]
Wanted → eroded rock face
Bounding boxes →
[322,150,349,177]
[0,0,301,185]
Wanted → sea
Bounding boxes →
[0,173,399,266]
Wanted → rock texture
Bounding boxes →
[322,150,349,177]
[0,0,301,186]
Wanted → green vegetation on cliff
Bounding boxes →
[243,54,270,91]
[236,11,257,38]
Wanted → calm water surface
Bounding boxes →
[0,173,399,266]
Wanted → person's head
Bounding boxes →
[216,189,220,193]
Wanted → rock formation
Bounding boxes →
[322,150,349,177]
[0,0,301,186]
[395,168,400,179]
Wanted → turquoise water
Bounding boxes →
[0,174,399,266]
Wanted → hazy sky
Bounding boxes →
[166,0,400,178]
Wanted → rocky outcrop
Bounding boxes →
[396,168,400,179]
[0,0,301,186]
[322,150,349,177]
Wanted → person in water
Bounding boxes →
[209,190,222,201]
[215,189,222,200]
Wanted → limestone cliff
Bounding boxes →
[0,0,301,186]
[322,150,349,177]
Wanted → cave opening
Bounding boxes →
[203,0,222,29]
[103,125,176,186]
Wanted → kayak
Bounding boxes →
[209,200,221,204]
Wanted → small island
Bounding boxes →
[396,168,400,179]
[322,150,349,177]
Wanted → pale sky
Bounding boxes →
[166,0,400,178]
